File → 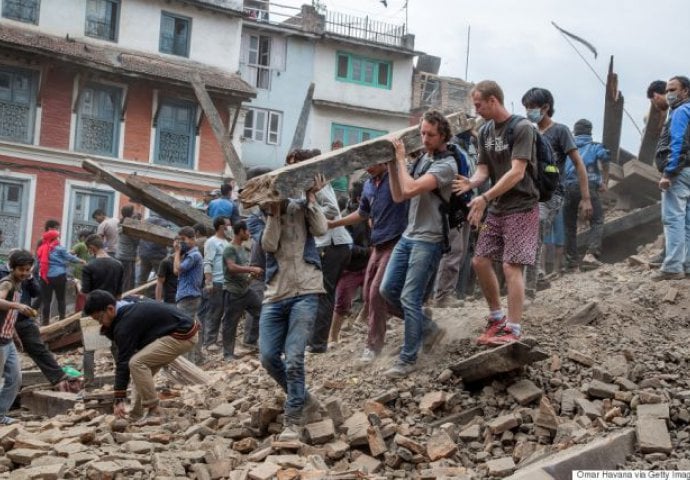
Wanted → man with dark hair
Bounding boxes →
[648,80,670,112]
[202,216,230,349]
[84,290,198,421]
[454,80,539,346]
[155,253,178,304]
[652,75,690,281]
[174,226,204,364]
[0,250,36,424]
[379,109,455,378]
[116,205,139,292]
[81,234,124,297]
[521,87,592,292]
[207,184,239,224]
[92,209,119,256]
[565,119,610,269]
[221,221,263,361]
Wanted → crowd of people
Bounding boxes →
[0,75,688,439]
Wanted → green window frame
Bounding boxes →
[2,0,40,24]
[85,0,120,42]
[159,11,191,57]
[335,51,392,89]
[0,66,38,144]
[75,83,122,157]
[154,98,196,169]
[331,123,387,147]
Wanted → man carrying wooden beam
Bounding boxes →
[379,110,456,379]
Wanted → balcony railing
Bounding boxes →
[324,10,405,48]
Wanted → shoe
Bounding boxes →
[277,424,302,442]
[435,295,465,308]
[476,316,507,345]
[648,251,665,266]
[423,323,446,352]
[223,354,237,362]
[486,325,522,346]
[581,253,603,268]
[358,347,377,364]
[384,360,417,379]
[305,345,327,354]
[0,416,16,425]
[651,270,685,281]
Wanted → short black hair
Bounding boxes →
[232,221,247,235]
[647,80,667,99]
[85,234,104,249]
[670,75,690,91]
[521,87,555,117]
[91,209,106,220]
[213,216,228,231]
[44,219,60,231]
[8,249,34,269]
[220,183,232,196]
[121,204,135,218]
[179,226,196,239]
[78,229,93,240]
[192,223,209,237]
[83,290,117,316]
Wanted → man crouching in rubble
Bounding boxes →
[84,290,199,422]
[258,173,329,441]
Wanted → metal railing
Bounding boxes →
[324,10,405,48]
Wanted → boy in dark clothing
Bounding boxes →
[84,290,199,421]
[81,235,124,297]
[155,254,178,303]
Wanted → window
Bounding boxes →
[331,123,387,147]
[0,66,37,144]
[0,179,30,253]
[243,108,281,145]
[247,34,271,89]
[66,187,114,247]
[2,0,39,24]
[85,0,119,41]
[154,98,196,168]
[159,12,191,57]
[75,84,122,157]
[336,52,392,89]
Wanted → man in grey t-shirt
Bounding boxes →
[379,110,457,379]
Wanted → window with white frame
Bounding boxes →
[0,178,30,253]
[85,0,120,42]
[2,0,40,24]
[243,108,281,145]
[75,83,122,157]
[0,66,37,144]
[247,34,271,89]
[154,98,197,168]
[159,11,191,57]
[66,186,114,247]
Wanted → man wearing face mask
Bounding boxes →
[174,227,204,364]
[201,216,230,351]
[521,88,592,295]
[652,75,690,280]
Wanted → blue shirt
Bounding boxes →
[207,198,235,221]
[358,172,408,246]
[567,135,610,187]
[45,246,82,278]
[175,247,203,302]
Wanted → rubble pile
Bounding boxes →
[4,252,690,479]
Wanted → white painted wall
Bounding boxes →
[10,0,241,72]
[312,41,413,114]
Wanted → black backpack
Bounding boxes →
[480,115,560,202]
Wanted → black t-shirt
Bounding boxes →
[542,122,577,193]
[82,257,124,297]
[157,257,178,304]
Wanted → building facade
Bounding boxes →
[0,0,254,254]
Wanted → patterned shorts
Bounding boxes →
[475,205,540,265]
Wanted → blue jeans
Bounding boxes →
[661,168,690,273]
[0,343,21,416]
[259,294,318,424]
[379,236,443,365]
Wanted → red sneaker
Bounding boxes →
[476,316,506,345]
[486,325,521,346]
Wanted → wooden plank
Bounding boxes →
[602,56,624,165]
[125,174,213,230]
[449,340,548,383]
[609,159,661,208]
[289,82,315,151]
[121,218,175,246]
[240,111,474,206]
[82,158,142,201]
[163,357,210,385]
[638,103,666,166]
[577,202,661,248]
[191,76,246,185]
[80,317,112,351]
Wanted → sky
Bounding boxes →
[274,0,689,153]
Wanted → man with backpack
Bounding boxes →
[379,109,455,378]
[453,80,540,346]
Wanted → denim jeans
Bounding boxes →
[661,168,690,274]
[525,193,564,291]
[259,294,318,424]
[0,342,21,416]
[202,284,225,347]
[379,236,443,365]
[564,182,604,266]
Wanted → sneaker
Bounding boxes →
[384,360,417,379]
[476,316,506,345]
[486,324,522,346]
[651,270,685,281]
[422,323,446,352]
[648,251,665,267]
[581,253,603,268]
[0,416,16,425]
[305,345,327,355]
[277,424,302,442]
[358,347,377,364]
[241,342,259,353]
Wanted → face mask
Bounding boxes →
[225,227,234,238]
[526,108,544,123]
[666,92,680,107]
[180,243,190,254]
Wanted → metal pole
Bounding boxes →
[465,25,470,81]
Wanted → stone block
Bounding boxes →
[343,412,369,446]
[248,462,280,480]
[458,424,481,442]
[393,434,425,455]
[507,380,543,406]
[488,414,519,435]
[487,456,516,477]
[566,349,594,367]
[575,398,601,419]
[211,403,236,418]
[426,431,457,461]
[324,397,345,427]
[367,426,387,457]
[637,418,672,454]
[8,462,66,480]
[588,380,619,399]
[637,403,670,421]
[450,341,548,382]
[6,449,45,466]
[419,391,446,412]
[351,452,382,474]
[304,419,335,445]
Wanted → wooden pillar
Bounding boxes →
[602,56,624,165]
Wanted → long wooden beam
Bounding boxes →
[121,218,176,246]
[82,158,142,202]
[638,103,666,166]
[602,56,624,165]
[240,111,474,207]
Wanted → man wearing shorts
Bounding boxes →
[453,80,539,345]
